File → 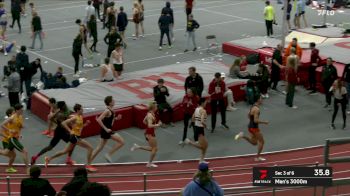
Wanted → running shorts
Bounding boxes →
[69,135,81,144]
[248,128,260,134]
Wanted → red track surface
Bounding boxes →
[0,144,350,195]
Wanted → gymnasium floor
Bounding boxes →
[0,0,349,165]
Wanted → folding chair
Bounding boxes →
[206,35,219,53]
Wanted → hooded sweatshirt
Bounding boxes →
[161,2,174,24]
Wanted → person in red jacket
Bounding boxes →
[208,72,229,133]
[179,88,199,145]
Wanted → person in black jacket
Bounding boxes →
[30,58,43,80]
[270,44,283,90]
[322,57,338,108]
[30,11,43,50]
[21,166,56,196]
[184,66,204,97]
[153,78,174,126]
[88,15,98,52]
[162,1,174,42]
[104,26,122,57]
[184,14,199,52]
[117,6,128,48]
[61,167,89,196]
[72,33,83,75]
[158,11,172,51]
[10,0,21,33]
[16,45,31,97]
[343,63,350,111]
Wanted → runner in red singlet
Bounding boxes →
[130,101,162,168]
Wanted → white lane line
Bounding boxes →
[27,50,74,70]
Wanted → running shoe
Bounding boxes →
[184,138,191,145]
[168,45,172,49]
[104,153,113,163]
[130,143,140,151]
[234,132,244,140]
[146,163,158,168]
[254,157,266,162]
[44,157,49,168]
[47,132,54,138]
[227,106,238,111]
[65,159,76,166]
[158,46,162,51]
[6,167,17,173]
[85,165,98,172]
[178,141,184,145]
[42,130,50,135]
[31,156,38,165]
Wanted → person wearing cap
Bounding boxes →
[21,166,56,196]
[184,67,204,97]
[153,78,174,126]
[182,162,224,196]
[220,72,237,111]
[208,72,229,132]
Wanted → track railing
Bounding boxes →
[0,162,319,196]
[323,137,350,196]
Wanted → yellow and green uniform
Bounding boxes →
[3,114,24,152]
[69,115,84,144]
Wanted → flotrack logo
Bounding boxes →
[260,170,267,180]
[253,167,272,185]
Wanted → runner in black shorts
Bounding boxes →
[91,96,124,163]
[184,98,209,163]
[31,113,72,165]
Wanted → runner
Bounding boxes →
[130,101,162,168]
[110,43,124,79]
[0,108,17,173]
[91,96,124,163]
[33,101,76,165]
[235,95,269,162]
[45,104,97,172]
[0,104,29,171]
[184,98,209,163]
[41,98,58,137]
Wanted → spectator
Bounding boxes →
[16,45,31,97]
[264,1,275,37]
[104,26,122,58]
[229,58,250,79]
[185,0,194,19]
[180,88,199,145]
[88,14,98,53]
[30,58,43,80]
[116,6,128,48]
[256,64,270,98]
[208,72,229,133]
[282,0,292,31]
[270,44,283,90]
[246,79,260,105]
[54,67,63,79]
[221,73,238,111]
[3,54,16,81]
[30,11,43,50]
[284,38,302,65]
[72,33,83,75]
[184,67,204,97]
[100,58,116,82]
[182,162,224,196]
[294,0,308,29]
[61,167,89,196]
[77,182,111,196]
[92,0,101,20]
[330,79,347,130]
[101,0,109,29]
[184,14,199,52]
[85,0,95,24]
[342,63,350,113]
[285,56,298,109]
[158,10,172,51]
[57,77,71,89]
[10,0,21,33]
[153,78,174,126]
[322,57,338,108]
[20,166,56,196]
[308,42,321,94]
[6,66,20,107]
[162,1,174,42]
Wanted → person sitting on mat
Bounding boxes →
[0,40,15,56]
[229,58,250,79]
[153,78,174,127]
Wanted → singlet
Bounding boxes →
[248,104,259,129]
[194,107,206,127]
[102,64,114,81]
[8,114,23,138]
[102,108,115,129]
[112,50,123,64]
[145,112,156,136]
[71,115,84,136]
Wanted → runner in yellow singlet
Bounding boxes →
[0,108,17,173]
[1,104,29,172]
[45,104,97,172]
